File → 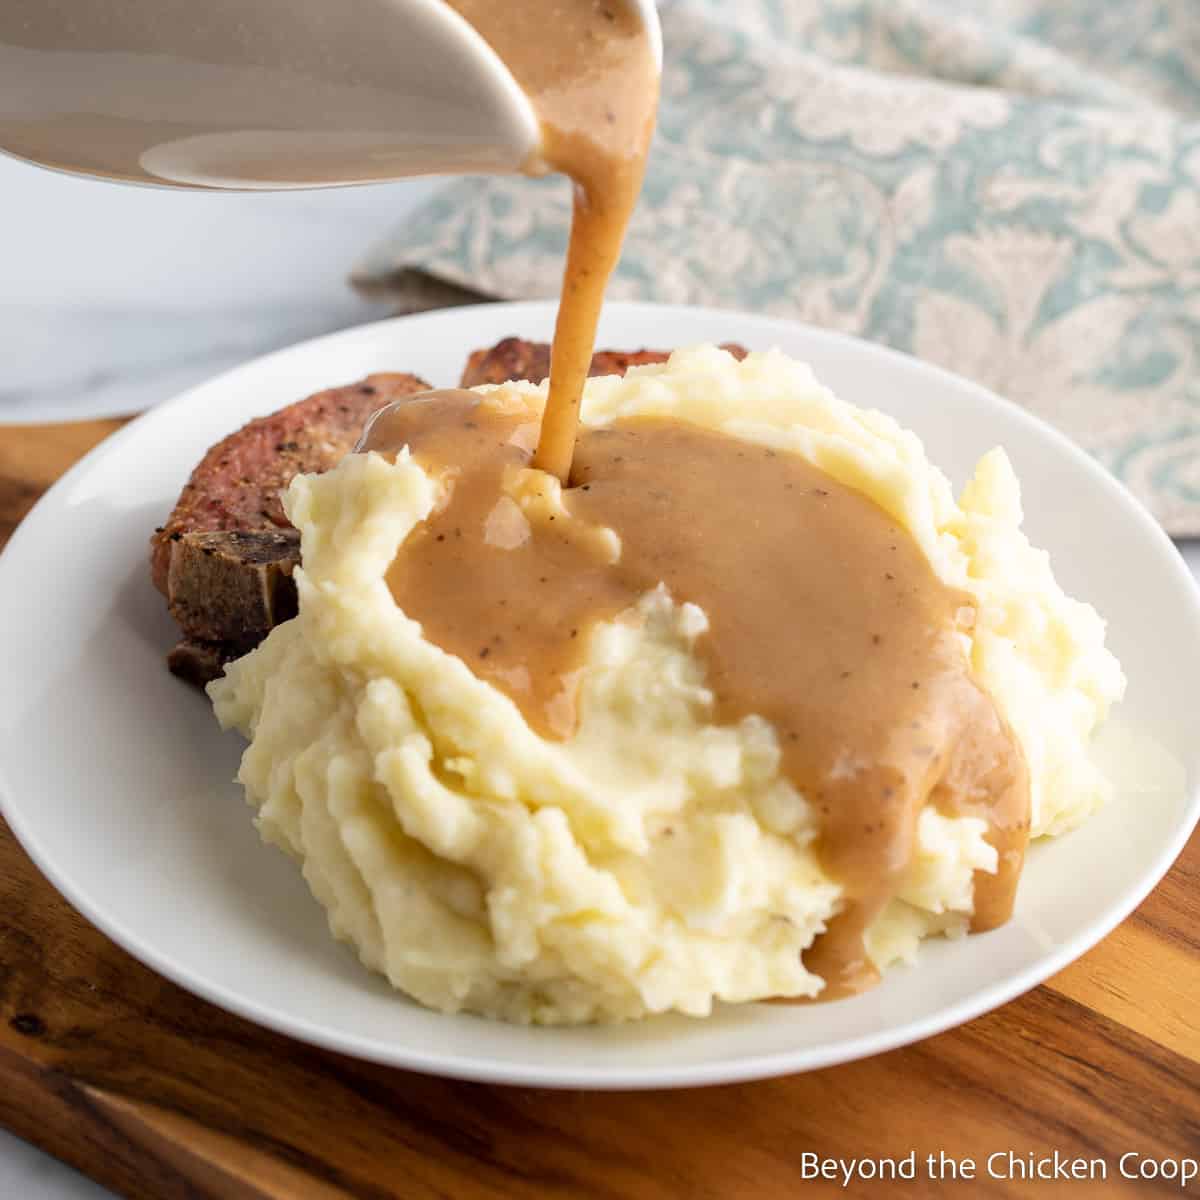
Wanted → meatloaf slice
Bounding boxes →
[165,529,300,645]
[153,371,429,683]
[166,637,258,689]
[151,371,429,598]
[460,337,749,388]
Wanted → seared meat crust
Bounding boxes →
[150,372,429,596]
[459,337,748,388]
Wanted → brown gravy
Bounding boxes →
[443,0,659,481]
[362,391,1031,999]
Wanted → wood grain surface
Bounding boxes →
[1,420,1198,1199]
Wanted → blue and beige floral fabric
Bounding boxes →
[362,0,1200,531]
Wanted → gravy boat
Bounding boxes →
[0,0,662,190]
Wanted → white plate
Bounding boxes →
[2,301,1198,1089]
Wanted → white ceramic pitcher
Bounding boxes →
[0,0,661,190]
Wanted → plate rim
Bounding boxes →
[3,299,1198,1089]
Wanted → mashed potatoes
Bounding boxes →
[209,347,1124,1024]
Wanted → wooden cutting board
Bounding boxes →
[2,421,1198,1199]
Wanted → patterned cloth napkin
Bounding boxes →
[356,0,1200,533]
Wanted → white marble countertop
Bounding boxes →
[3,150,1198,1198]
[0,152,441,424]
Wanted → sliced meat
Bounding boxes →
[459,337,748,388]
[460,338,550,387]
[151,371,429,596]
[166,638,252,688]
[166,529,300,646]
[152,370,428,683]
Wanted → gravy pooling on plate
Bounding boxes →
[361,390,1032,999]
[443,0,659,482]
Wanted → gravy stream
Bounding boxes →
[364,392,1031,999]
[444,0,659,481]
